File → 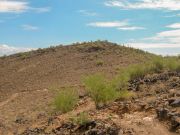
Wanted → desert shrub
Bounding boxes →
[164,57,180,72]
[53,88,78,113]
[18,52,31,59]
[111,71,130,91]
[70,112,90,125]
[127,64,148,80]
[83,74,119,107]
[96,60,104,66]
[118,90,134,99]
[150,56,164,72]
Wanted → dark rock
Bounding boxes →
[15,116,27,124]
[21,127,45,135]
[170,116,180,132]
[170,99,180,107]
[77,121,96,131]
[168,98,176,104]
[156,108,169,120]
[84,123,119,135]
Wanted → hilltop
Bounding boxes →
[0,41,152,102]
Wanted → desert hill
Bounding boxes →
[0,41,179,135]
[0,41,152,102]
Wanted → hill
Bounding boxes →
[0,41,179,135]
[0,41,152,102]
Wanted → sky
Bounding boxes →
[0,0,180,56]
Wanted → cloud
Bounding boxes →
[87,20,128,27]
[0,0,50,13]
[127,42,180,49]
[141,23,180,45]
[152,29,180,44]
[0,1,28,13]
[87,20,145,31]
[166,23,180,29]
[0,44,34,56]
[127,42,180,56]
[117,26,145,31]
[29,7,51,13]
[104,0,180,11]
[78,10,98,16]
[22,24,39,31]
[127,22,180,55]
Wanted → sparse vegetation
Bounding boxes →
[83,74,131,108]
[83,74,118,107]
[96,60,104,66]
[115,56,180,83]
[18,52,31,59]
[83,56,180,109]
[164,57,180,72]
[53,88,78,113]
[70,112,90,125]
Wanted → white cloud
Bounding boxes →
[0,44,34,56]
[78,10,98,16]
[22,24,39,31]
[166,23,180,29]
[142,23,180,45]
[29,7,51,13]
[127,22,180,55]
[154,29,180,44]
[127,42,180,56]
[117,26,145,31]
[0,0,50,13]
[87,20,128,27]
[127,42,180,49]
[0,1,28,13]
[87,20,145,31]
[105,0,180,11]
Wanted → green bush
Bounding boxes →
[127,64,148,80]
[83,74,118,108]
[164,57,180,72]
[18,52,31,59]
[53,88,78,113]
[111,71,130,91]
[151,56,164,72]
[96,60,104,66]
[70,112,90,125]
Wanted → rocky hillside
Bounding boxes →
[0,41,179,135]
[0,41,152,101]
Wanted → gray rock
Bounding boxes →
[170,99,180,107]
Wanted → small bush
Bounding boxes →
[96,60,104,66]
[118,90,134,99]
[164,57,180,72]
[70,112,90,125]
[83,74,118,108]
[127,64,147,80]
[53,88,78,113]
[111,71,130,91]
[151,56,164,72]
[18,52,31,59]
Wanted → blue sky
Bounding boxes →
[0,0,180,56]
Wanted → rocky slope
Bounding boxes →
[0,41,179,135]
